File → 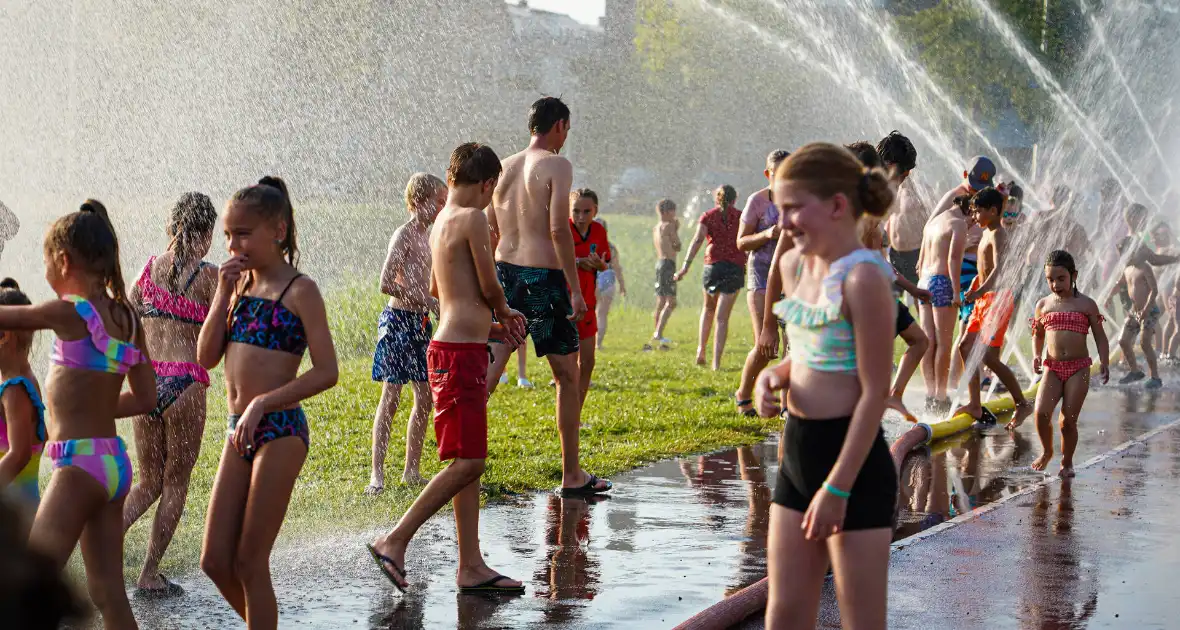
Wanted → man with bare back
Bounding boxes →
[485,97,612,496]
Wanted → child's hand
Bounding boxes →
[673,269,687,282]
[231,399,265,457]
[754,361,788,418]
[912,288,932,303]
[1100,362,1110,384]
[964,289,980,302]
[802,484,848,541]
[1032,357,1042,375]
[757,325,779,359]
[494,307,527,348]
[218,256,247,293]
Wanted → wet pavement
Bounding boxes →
[108,385,1180,629]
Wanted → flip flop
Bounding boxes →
[556,474,613,497]
[364,484,384,496]
[977,407,999,425]
[134,574,184,598]
[366,543,407,593]
[458,575,526,594]
[735,398,757,417]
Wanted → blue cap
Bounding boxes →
[966,156,996,191]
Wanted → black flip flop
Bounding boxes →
[975,407,999,425]
[735,398,757,417]
[458,575,525,594]
[556,474,613,497]
[366,543,407,593]
[134,574,184,598]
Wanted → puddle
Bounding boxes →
[90,385,1180,629]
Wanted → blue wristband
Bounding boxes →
[822,481,851,499]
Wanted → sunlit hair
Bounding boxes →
[656,198,676,214]
[166,192,217,291]
[231,176,298,267]
[571,188,598,208]
[44,199,133,331]
[404,173,446,217]
[1044,249,1080,297]
[528,96,570,135]
[774,142,895,218]
[0,278,33,350]
[716,185,737,208]
[447,143,501,186]
[766,150,790,172]
[845,141,882,169]
[876,131,917,174]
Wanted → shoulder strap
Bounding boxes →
[276,274,304,305]
[137,256,156,287]
[179,263,205,295]
[0,376,46,442]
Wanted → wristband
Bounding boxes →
[822,481,851,499]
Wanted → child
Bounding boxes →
[570,189,610,403]
[956,188,1031,423]
[594,220,625,350]
[122,192,219,597]
[1114,236,1164,388]
[917,195,968,410]
[649,198,680,347]
[367,173,446,494]
[2,201,157,629]
[197,177,339,629]
[1014,251,1109,476]
[367,142,528,594]
[753,143,897,629]
[0,279,46,517]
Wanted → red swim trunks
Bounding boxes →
[966,287,1015,348]
[427,341,489,460]
[576,307,598,341]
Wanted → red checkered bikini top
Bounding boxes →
[1031,310,1100,335]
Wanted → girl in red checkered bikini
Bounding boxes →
[1008,250,1110,477]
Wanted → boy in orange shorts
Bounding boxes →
[367,142,528,594]
[955,187,1031,424]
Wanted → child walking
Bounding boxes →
[367,173,446,494]
[3,201,157,629]
[122,192,218,597]
[0,279,47,518]
[1114,235,1165,388]
[197,177,338,629]
[367,142,528,594]
[1012,251,1109,476]
[753,144,898,630]
[649,199,680,347]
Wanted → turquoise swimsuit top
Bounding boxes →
[773,249,895,373]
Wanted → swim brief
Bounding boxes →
[372,307,432,384]
[655,259,677,297]
[45,437,132,502]
[895,300,916,337]
[889,248,921,287]
[226,408,309,463]
[918,274,955,308]
[1125,305,1162,336]
[428,340,489,461]
[966,288,1015,348]
[495,261,579,357]
[703,261,744,295]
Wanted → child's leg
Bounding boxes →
[918,303,937,398]
[1141,325,1161,379]
[485,342,515,395]
[697,291,718,364]
[712,291,740,370]
[402,381,432,485]
[235,439,307,630]
[1120,322,1141,372]
[1058,371,1089,476]
[122,415,166,531]
[747,289,766,343]
[954,332,983,417]
[578,339,596,404]
[200,442,254,619]
[889,322,929,415]
[1029,372,1064,471]
[81,498,137,629]
[368,383,403,493]
[656,296,677,340]
[30,468,106,569]
[596,291,613,348]
[933,306,958,400]
[453,464,523,588]
[516,342,528,381]
[983,346,1028,406]
[827,528,892,630]
[764,505,830,630]
[653,295,664,333]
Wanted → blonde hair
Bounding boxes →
[774,142,895,218]
[404,173,447,216]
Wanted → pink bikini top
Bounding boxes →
[51,296,145,375]
[136,256,212,325]
[1032,311,1099,335]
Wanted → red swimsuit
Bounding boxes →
[1031,311,1100,382]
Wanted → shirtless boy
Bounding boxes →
[651,198,681,346]
[367,173,446,494]
[879,132,924,290]
[916,195,967,408]
[485,97,611,496]
[1114,236,1164,388]
[368,142,528,594]
[956,188,1031,422]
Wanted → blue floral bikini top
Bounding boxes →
[773,249,895,373]
[228,275,307,355]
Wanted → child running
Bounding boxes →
[1012,251,1109,476]
[367,173,446,494]
[367,142,529,594]
[594,220,625,349]
[0,279,46,520]
[197,177,338,629]
[570,188,610,403]
[3,201,157,629]
[1114,236,1164,388]
[122,192,218,597]
[753,143,898,630]
[956,188,1031,423]
[650,198,681,347]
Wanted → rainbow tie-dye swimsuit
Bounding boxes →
[0,376,47,506]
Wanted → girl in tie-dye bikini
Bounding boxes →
[0,200,158,628]
[0,279,47,525]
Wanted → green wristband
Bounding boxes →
[822,481,851,499]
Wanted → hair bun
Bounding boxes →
[258,176,288,197]
[0,277,18,290]
[858,168,896,218]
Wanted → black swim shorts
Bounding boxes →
[773,414,897,531]
[894,300,916,337]
[495,261,580,357]
[655,259,677,298]
[703,261,744,295]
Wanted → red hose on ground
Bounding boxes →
[672,577,767,630]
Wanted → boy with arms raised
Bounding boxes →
[367,143,528,593]
[956,188,1031,423]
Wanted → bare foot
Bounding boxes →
[1059,465,1076,478]
[368,537,409,590]
[1031,452,1053,472]
[1006,402,1033,430]
[953,403,982,421]
[401,472,428,486]
[364,483,384,496]
[885,396,917,422]
[457,564,523,592]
